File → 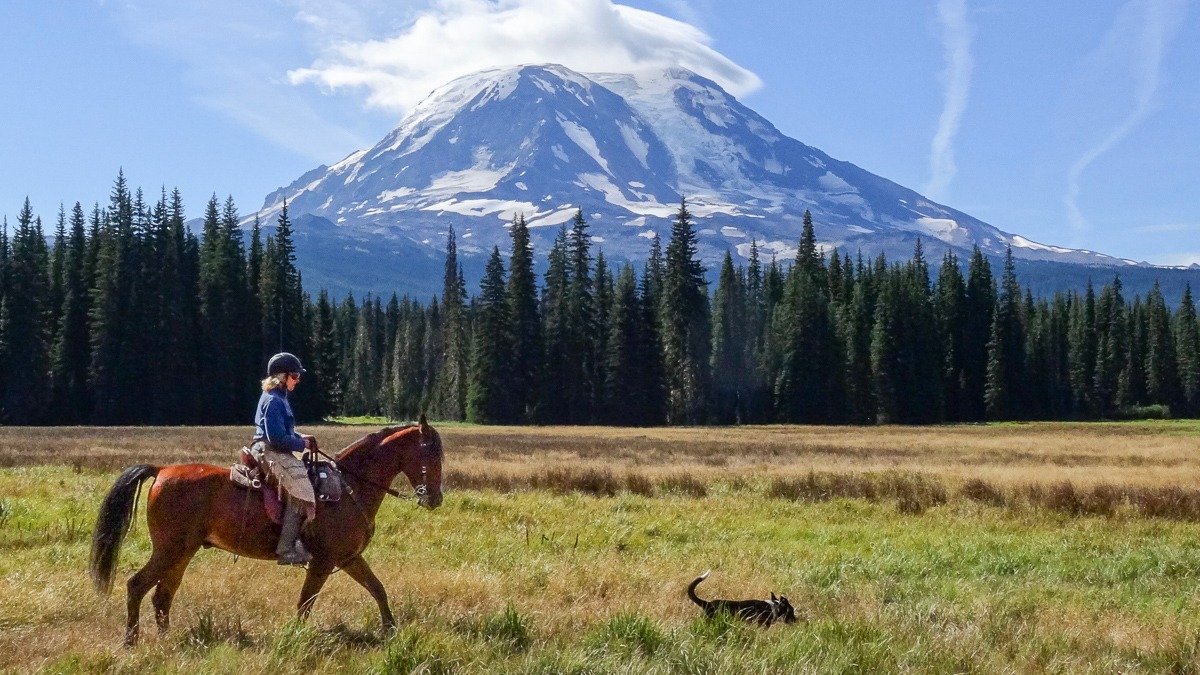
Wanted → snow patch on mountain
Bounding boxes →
[252,62,1139,290]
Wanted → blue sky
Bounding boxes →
[1,0,1196,265]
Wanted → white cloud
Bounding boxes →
[923,0,974,202]
[288,0,761,115]
[1064,0,1187,236]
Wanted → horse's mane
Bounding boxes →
[336,423,417,460]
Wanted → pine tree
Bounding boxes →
[1067,282,1098,417]
[1118,296,1147,409]
[1092,276,1126,415]
[773,257,841,423]
[984,248,1024,419]
[308,289,340,420]
[606,264,665,425]
[429,228,468,420]
[710,252,748,423]
[48,206,67,350]
[659,198,711,424]
[795,209,825,284]
[390,298,428,420]
[934,251,966,420]
[467,247,513,423]
[0,221,8,410]
[1,200,52,423]
[961,247,995,420]
[1143,282,1178,409]
[505,214,541,422]
[564,208,596,422]
[593,250,613,418]
[260,198,305,361]
[1174,284,1200,415]
[197,195,247,422]
[540,225,570,423]
[842,256,876,423]
[50,202,91,421]
[344,297,381,415]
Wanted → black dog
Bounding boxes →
[687,570,796,627]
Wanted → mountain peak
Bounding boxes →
[254,64,1131,296]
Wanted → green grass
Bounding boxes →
[5,465,1200,672]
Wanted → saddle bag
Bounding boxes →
[309,460,345,502]
[230,462,262,490]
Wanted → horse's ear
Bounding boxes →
[419,413,429,431]
[770,592,777,601]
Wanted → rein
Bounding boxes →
[310,446,428,501]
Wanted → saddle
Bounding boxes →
[230,444,347,524]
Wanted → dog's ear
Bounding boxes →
[770,592,777,601]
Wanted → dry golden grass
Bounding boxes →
[3,421,1200,672]
[6,419,1200,487]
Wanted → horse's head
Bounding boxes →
[379,415,443,509]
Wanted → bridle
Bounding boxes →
[314,430,437,501]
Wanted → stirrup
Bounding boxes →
[276,540,312,566]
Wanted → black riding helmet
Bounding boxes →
[267,352,306,376]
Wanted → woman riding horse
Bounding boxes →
[89,391,444,645]
[254,352,318,566]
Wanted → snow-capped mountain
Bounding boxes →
[253,63,1134,297]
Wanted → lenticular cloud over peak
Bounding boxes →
[287,0,762,114]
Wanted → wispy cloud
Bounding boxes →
[924,0,974,202]
[1133,222,1200,234]
[106,0,382,163]
[1064,0,1187,237]
[288,0,761,115]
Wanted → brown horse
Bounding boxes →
[88,420,444,647]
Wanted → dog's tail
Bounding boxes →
[687,570,712,610]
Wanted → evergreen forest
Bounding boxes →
[2,173,1199,427]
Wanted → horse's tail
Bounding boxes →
[687,570,712,611]
[89,464,159,595]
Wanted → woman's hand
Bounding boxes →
[300,434,318,452]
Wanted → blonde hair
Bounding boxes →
[261,375,288,392]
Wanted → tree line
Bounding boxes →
[2,173,1199,426]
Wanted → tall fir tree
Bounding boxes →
[984,248,1025,419]
[1174,284,1200,415]
[773,257,841,423]
[710,252,749,423]
[961,247,995,420]
[540,225,571,423]
[1092,276,1126,414]
[50,202,91,421]
[429,228,468,420]
[1,200,52,422]
[564,208,596,422]
[659,198,712,424]
[1143,282,1178,409]
[505,214,541,422]
[934,251,966,420]
[1067,281,1098,416]
[467,247,514,423]
[197,195,246,422]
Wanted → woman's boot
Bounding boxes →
[276,500,312,566]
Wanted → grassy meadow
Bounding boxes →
[3,422,1200,673]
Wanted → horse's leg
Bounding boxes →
[124,548,185,647]
[297,564,333,620]
[341,555,396,630]
[151,547,199,636]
